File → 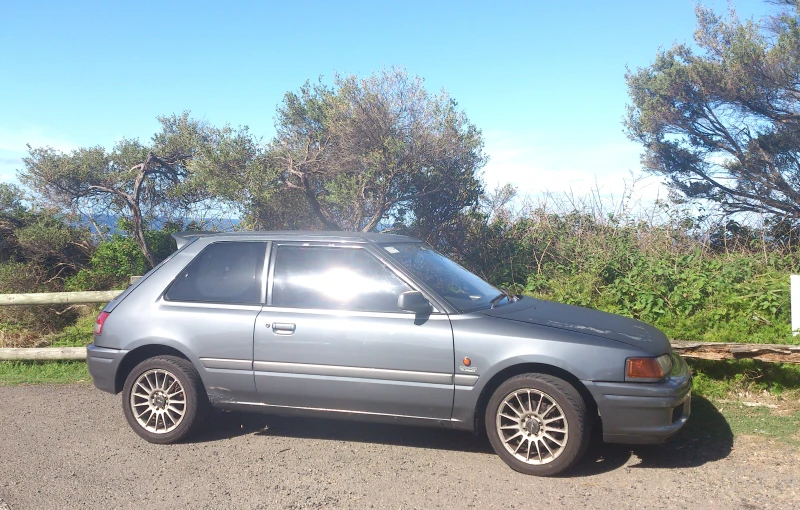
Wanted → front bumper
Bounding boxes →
[584,353,692,444]
[86,343,128,394]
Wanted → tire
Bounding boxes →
[485,373,591,476]
[122,355,209,444]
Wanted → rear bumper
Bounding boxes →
[86,343,127,394]
[584,354,692,444]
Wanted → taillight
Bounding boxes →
[94,311,110,335]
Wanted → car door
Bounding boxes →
[159,240,268,402]
[253,242,455,420]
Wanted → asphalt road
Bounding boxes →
[1,384,798,509]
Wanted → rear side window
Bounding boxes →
[271,246,411,312]
[165,242,267,304]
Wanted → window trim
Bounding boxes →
[266,242,435,314]
[161,240,269,306]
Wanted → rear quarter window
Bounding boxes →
[165,241,267,304]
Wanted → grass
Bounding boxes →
[713,402,800,445]
[47,313,97,347]
[688,358,800,399]
[0,360,90,385]
[684,359,800,446]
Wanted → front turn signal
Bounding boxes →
[625,354,672,382]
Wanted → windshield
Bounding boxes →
[380,242,503,312]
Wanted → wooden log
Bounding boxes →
[670,340,800,364]
[0,347,86,361]
[2,340,799,364]
[0,290,123,306]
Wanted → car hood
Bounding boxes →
[480,297,671,355]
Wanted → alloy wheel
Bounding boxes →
[495,388,569,465]
[130,369,187,433]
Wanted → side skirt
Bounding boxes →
[212,400,472,430]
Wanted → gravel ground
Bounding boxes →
[1,384,798,509]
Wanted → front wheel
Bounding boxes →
[485,373,591,476]
[122,355,208,444]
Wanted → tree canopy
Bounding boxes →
[201,68,487,234]
[625,0,800,218]
[21,113,215,266]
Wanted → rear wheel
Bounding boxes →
[122,355,208,444]
[485,373,590,476]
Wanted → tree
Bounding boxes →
[21,113,215,266]
[625,1,800,218]
[204,68,487,232]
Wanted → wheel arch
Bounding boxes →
[114,344,193,394]
[473,362,598,434]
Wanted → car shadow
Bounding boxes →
[567,396,734,476]
[190,410,495,454]
[189,396,733,476]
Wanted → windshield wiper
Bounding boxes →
[490,290,509,308]
[490,289,520,309]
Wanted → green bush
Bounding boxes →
[66,224,179,291]
[0,261,78,344]
[449,200,800,345]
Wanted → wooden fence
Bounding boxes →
[0,290,122,361]
[0,290,799,364]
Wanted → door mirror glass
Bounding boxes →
[397,291,433,315]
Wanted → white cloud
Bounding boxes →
[0,158,21,180]
[0,126,78,184]
[481,130,669,205]
[0,126,76,154]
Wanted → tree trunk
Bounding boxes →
[300,174,343,231]
[130,204,156,268]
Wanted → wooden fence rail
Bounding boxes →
[0,291,799,363]
[0,347,86,360]
[0,290,123,306]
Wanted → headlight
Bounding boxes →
[625,354,673,382]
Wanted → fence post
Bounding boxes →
[792,275,800,336]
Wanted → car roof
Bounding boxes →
[171,230,421,249]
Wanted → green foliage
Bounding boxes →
[21,112,215,266]
[48,312,98,347]
[0,182,24,212]
[526,248,795,344]
[0,197,92,344]
[449,196,800,345]
[66,223,179,291]
[198,68,486,233]
[625,2,800,218]
[689,359,800,399]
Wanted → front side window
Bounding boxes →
[380,242,501,312]
[271,246,412,312]
[165,242,267,304]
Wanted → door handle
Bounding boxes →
[271,322,296,335]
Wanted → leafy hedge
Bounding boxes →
[449,205,800,345]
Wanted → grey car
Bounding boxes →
[87,231,691,476]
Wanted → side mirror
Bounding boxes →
[398,291,433,314]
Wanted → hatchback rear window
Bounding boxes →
[165,242,267,304]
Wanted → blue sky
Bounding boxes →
[0,0,775,203]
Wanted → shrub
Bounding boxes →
[0,261,78,346]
